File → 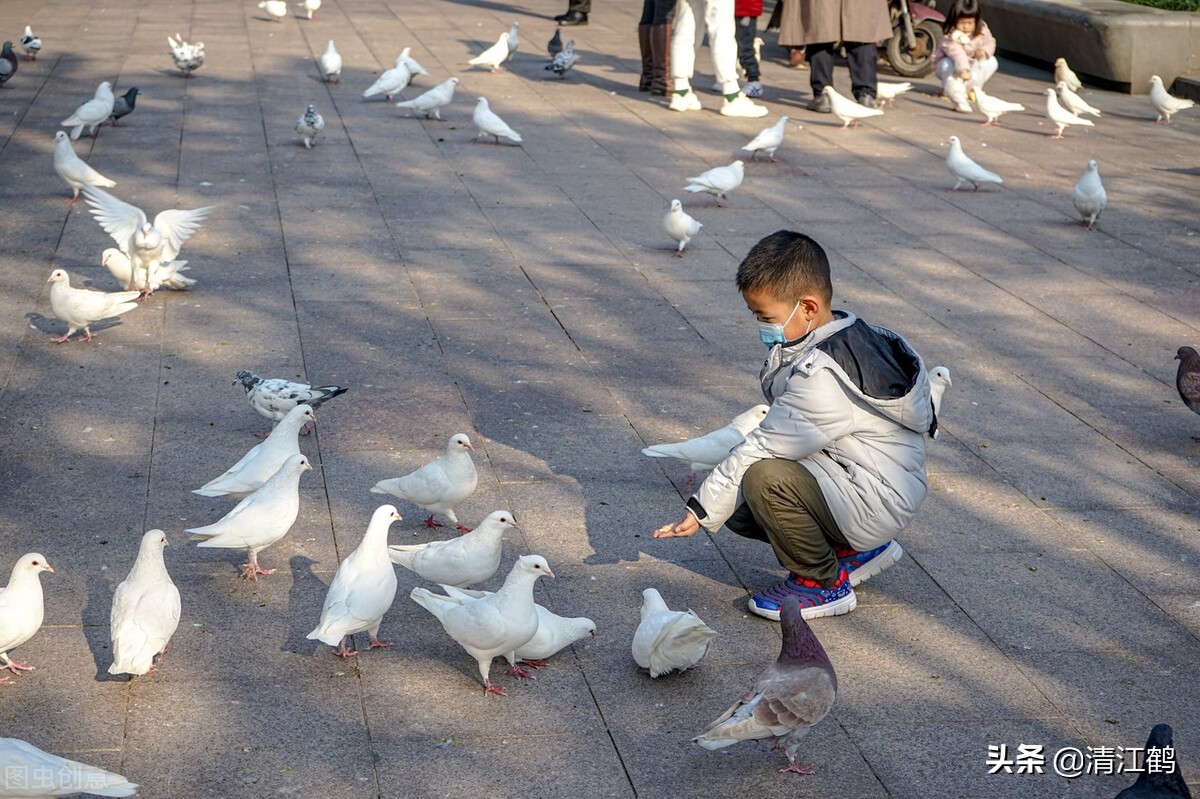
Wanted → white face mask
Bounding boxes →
[758,303,810,347]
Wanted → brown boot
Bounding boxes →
[638,24,653,92]
[649,22,671,96]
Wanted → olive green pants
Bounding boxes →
[724,458,849,586]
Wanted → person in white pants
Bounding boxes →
[669,0,767,117]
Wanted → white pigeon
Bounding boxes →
[296,102,324,149]
[642,404,770,488]
[822,85,883,129]
[109,530,181,677]
[0,554,53,682]
[929,366,952,438]
[81,185,215,296]
[52,130,116,203]
[362,62,412,100]
[632,587,717,678]
[973,87,1024,126]
[296,0,321,19]
[440,586,595,669]
[259,0,288,21]
[1072,159,1107,230]
[194,405,314,498]
[1056,81,1100,117]
[319,39,342,83]
[875,81,912,106]
[307,505,402,657]
[1044,88,1094,139]
[167,34,204,76]
[60,81,115,140]
[370,433,478,529]
[394,47,428,75]
[234,370,347,431]
[506,22,520,61]
[0,738,136,797]
[472,97,522,144]
[663,199,702,257]
[741,116,788,162]
[19,26,41,60]
[468,32,510,72]
[102,248,194,293]
[684,160,744,207]
[945,135,1002,192]
[411,554,555,696]
[1054,57,1082,91]
[394,77,458,120]
[387,510,518,588]
[187,454,312,579]
[545,39,575,79]
[45,269,141,343]
[1149,75,1195,125]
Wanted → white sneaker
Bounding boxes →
[743,80,763,98]
[669,91,703,112]
[719,92,767,118]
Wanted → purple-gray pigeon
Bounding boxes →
[692,596,836,775]
[1115,723,1191,798]
[1175,347,1200,441]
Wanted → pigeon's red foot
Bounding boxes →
[504,664,534,680]
[520,659,549,669]
[672,250,684,258]
[368,639,395,649]
[423,515,444,529]
[455,523,473,533]
[254,431,271,440]
[240,562,277,580]
[334,641,358,658]
[51,334,71,343]
[0,676,12,685]
[483,679,508,696]
[780,761,815,775]
[2,661,34,675]
[683,472,698,492]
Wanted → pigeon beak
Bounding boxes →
[392,512,402,521]
[465,443,475,451]
[544,567,556,578]
[42,564,55,573]
[945,377,954,387]
[589,630,596,638]
[230,378,239,387]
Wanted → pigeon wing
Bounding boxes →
[153,206,215,262]
[82,186,147,250]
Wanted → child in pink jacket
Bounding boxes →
[933,0,998,113]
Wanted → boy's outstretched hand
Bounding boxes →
[654,512,699,539]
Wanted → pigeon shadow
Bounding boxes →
[1157,166,1200,176]
[283,555,323,656]
[83,572,125,682]
[23,312,54,335]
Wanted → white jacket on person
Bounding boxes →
[691,311,934,550]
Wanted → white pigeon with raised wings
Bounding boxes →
[194,405,314,498]
[370,434,477,528]
[387,510,517,587]
[632,587,717,678]
[0,738,136,797]
[109,530,181,677]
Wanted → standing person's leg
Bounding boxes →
[845,41,878,106]
[560,0,589,25]
[638,0,655,91]
[707,0,766,116]
[735,15,762,96]
[806,41,835,111]
[669,0,703,109]
[648,0,674,95]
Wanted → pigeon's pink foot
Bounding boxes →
[423,515,444,529]
[240,560,276,580]
[368,639,394,649]
[2,661,34,675]
[254,431,271,440]
[672,250,684,258]
[482,679,508,697]
[780,761,815,775]
[51,334,71,343]
[334,641,358,658]
[1051,133,1064,140]
[521,659,549,669]
[67,194,79,204]
[455,523,473,533]
[0,676,12,685]
[504,664,534,680]
[683,472,697,492]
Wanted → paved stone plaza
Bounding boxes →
[0,0,1199,796]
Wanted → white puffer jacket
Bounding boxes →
[691,311,933,550]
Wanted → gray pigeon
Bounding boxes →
[1115,724,1191,798]
[0,42,18,87]
[545,39,575,79]
[234,370,348,433]
[110,87,139,125]
[692,596,837,774]
[1176,346,1200,441]
[547,28,562,58]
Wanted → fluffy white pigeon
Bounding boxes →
[307,505,402,657]
[692,596,836,775]
[395,77,458,119]
[319,40,342,83]
[506,22,520,61]
[19,26,41,60]
[61,81,115,140]
[102,248,193,293]
[1072,159,1107,230]
[259,0,288,21]
[973,87,1024,126]
[194,405,314,498]
[167,34,204,77]
[394,47,428,75]
[1149,75,1195,125]
[81,185,215,296]
[411,554,555,696]
[1056,81,1099,117]
[468,33,510,72]
[684,160,744,207]
[1054,57,1082,91]
[545,39,575,79]
[874,81,912,106]
[387,510,518,588]
[362,62,412,100]
[296,0,321,19]
[109,530,181,677]
[234,370,347,433]
[663,199,702,257]
[632,587,717,678]
[53,130,116,203]
[929,366,952,438]
[741,116,789,162]
[441,586,595,669]
[296,102,324,149]
[187,454,311,579]
[642,404,769,488]
[472,97,522,144]
[945,135,1002,192]
[0,554,53,682]
[1044,88,1093,139]
[822,85,883,129]
[45,269,141,343]
[370,433,478,529]
[0,738,136,797]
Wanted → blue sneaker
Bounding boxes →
[748,568,856,621]
[837,540,904,587]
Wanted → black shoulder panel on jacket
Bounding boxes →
[816,318,920,399]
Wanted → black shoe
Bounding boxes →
[554,12,569,21]
[807,92,831,113]
[559,11,588,25]
[854,93,877,109]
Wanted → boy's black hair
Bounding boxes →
[942,0,983,36]
[736,231,832,304]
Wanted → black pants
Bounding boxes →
[568,0,590,13]
[735,16,759,81]
[638,0,673,25]
[808,40,878,99]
